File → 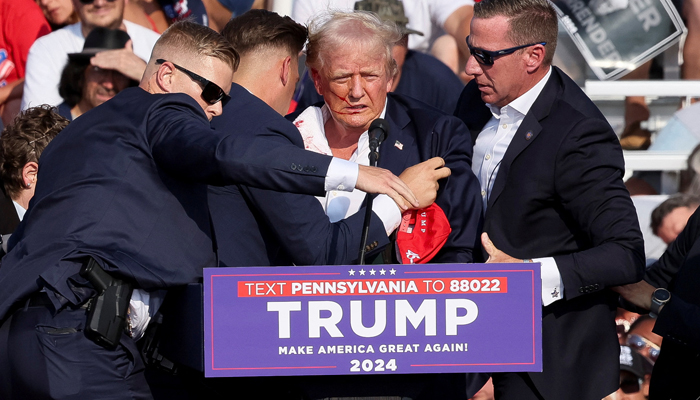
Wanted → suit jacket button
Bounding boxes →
[579,288,585,293]
[365,246,371,252]
[312,166,317,172]
[291,163,297,170]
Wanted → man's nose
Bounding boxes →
[465,55,482,77]
[348,75,363,99]
[208,101,224,120]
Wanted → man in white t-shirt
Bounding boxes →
[292,0,473,76]
[21,0,160,109]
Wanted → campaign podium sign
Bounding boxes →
[204,263,541,377]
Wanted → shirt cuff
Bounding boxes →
[325,158,358,192]
[372,194,402,235]
[535,257,564,306]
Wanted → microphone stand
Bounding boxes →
[358,140,381,265]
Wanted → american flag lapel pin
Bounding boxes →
[394,140,403,150]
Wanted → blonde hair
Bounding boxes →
[306,11,402,78]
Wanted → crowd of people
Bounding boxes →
[0,0,697,399]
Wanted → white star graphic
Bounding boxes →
[348,269,355,276]
[370,269,376,275]
[390,268,397,275]
[380,269,386,275]
[359,269,366,276]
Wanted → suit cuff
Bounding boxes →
[325,158,358,192]
[535,257,564,306]
[372,194,402,235]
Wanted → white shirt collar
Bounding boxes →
[487,66,552,117]
[12,200,26,221]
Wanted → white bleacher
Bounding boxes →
[584,80,700,193]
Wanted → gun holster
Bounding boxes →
[79,257,133,349]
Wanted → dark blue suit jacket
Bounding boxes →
[208,83,389,267]
[455,66,645,399]
[377,93,482,262]
[0,87,335,320]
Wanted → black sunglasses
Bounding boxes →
[78,0,116,4]
[626,334,661,363]
[156,59,230,105]
[466,35,546,66]
[619,376,643,394]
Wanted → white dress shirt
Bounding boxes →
[472,67,564,307]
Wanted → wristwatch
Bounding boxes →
[650,288,671,319]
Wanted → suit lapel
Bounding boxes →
[485,69,560,210]
[378,98,414,173]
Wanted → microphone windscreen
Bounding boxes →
[369,118,388,142]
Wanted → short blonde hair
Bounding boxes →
[306,11,402,78]
[152,20,240,72]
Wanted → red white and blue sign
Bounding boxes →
[204,263,542,377]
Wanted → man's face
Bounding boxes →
[657,205,697,244]
[82,65,131,109]
[465,16,531,108]
[170,57,233,121]
[312,42,393,134]
[73,0,124,31]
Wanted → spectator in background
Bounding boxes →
[0,0,51,127]
[123,0,263,34]
[0,105,68,255]
[57,28,137,120]
[35,0,79,30]
[292,0,474,80]
[627,315,663,365]
[294,0,465,115]
[602,345,653,400]
[650,194,700,244]
[21,0,159,110]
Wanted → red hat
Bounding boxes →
[396,203,451,264]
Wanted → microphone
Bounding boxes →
[368,118,388,153]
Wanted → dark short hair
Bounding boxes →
[0,106,69,198]
[59,59,90,108]
[474,0,558,66]
[221,9,307,58]
[650,193,700,235]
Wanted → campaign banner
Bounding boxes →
[552,0,685,80]
[204,263,541,377]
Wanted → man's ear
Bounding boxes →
[310,67,324,95]
[525,44,546,72]
[281,56,292,87]
[22,161,38,188]
[155,62,175,93]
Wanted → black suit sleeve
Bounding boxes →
[645,208,700,350]
[645,209,700,288]
[146,95,332,195]
[239,185,390,265]
[431,115,482,263]
[552,117,645,299]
